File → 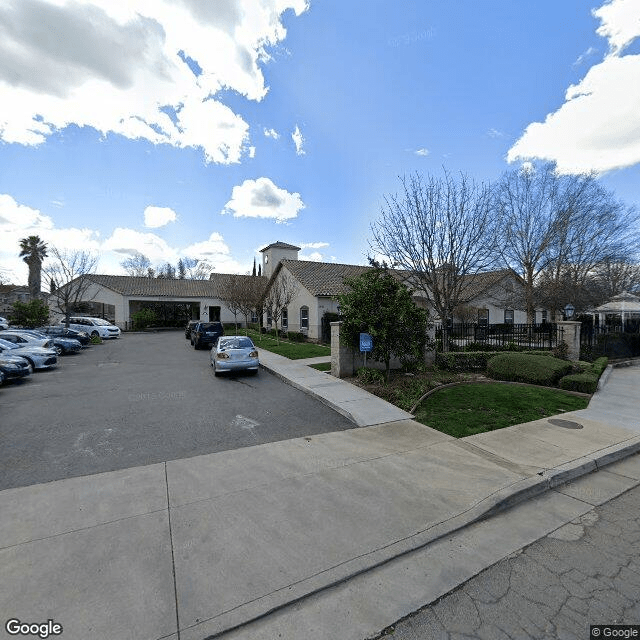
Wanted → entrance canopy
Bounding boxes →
[594,291,640,323]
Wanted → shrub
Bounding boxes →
[553,341,569,360]
[592,357,608,377]
[487,353,573,386]
[287,331,307,342]
[356,367,385,384]
[435,351,501,371]
[90,334,102,345]
[131,307,158,330]
[559,372,599,394]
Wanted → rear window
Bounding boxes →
[199,323,222,331]
[219,338,254,349]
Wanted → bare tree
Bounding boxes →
[370,171,497,349]
[262,272,297,344]
[45,247,99,327]
[237,275,267,334]
[120,253,151,277]
[183,257,213,280]
[497,163,639,320]
[218,274,244,333]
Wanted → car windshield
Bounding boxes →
[219,338,254,350]
[92,319,112,326]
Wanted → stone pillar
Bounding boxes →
[331,321,354,378]
[557,321,581,361]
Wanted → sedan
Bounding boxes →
[0,352,32,382]
[37,325,91,346]
[0,338,57,372]
[0,330,55,350]
[211,336,259,376]
[12,329,81,355]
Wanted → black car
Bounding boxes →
[37,325,91,346]
[190,322,224,349]
[185,320,199,340]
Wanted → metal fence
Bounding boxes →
[580,324,640,359]
[435,323,562,352]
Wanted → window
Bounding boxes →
[250,310,258,323]
[478,309,489,326]
[209,306,221,322]
[281,307,288,328]
[504,309,514,325]
[541,310,548,324]
[300,306,309,331]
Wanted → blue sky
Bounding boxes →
[1,0,639,284]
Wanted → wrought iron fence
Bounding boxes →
[434,323,562,352]
[580,324,640,359]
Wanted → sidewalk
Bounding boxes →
[1,360,639,640]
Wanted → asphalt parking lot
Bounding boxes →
[0,331,353,490]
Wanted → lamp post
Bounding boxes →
[563,303,575,321]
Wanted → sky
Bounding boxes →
[1,0,640,284]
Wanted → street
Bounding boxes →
[0,331,353,490]
[377,482,640,640]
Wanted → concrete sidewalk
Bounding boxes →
[1,361,639,640]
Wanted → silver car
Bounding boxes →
[0,338,58,372]
[0,330,55,349]
[210,336,259,376]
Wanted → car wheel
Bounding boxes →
[193,340,198,350]
[91,330,99,338]
[26,360,34,375]
[55,346,63,356]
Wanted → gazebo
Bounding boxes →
[593,291,640,328]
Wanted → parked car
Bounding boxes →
[0,330,55,349]
[190,321,224,350]
[36,325,91,346]
[0,352,32,382]
[185,320,199,340]
[61,316,121,339]
[15,329,82,355]
[0,316,9,329]
[0,338,57,371]
[211,335,259,376]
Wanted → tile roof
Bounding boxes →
[280,261,518,300]
[86,274,266,298]
[259,241,301,252]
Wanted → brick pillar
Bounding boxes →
[557,321,581,361]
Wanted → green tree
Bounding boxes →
[10,299,50,328]
[19,235,48,300]
[338,263,431,382]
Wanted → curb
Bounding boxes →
[191,432,640,639]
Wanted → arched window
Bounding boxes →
[300,306,309,331]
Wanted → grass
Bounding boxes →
[413,383,588,438]
[245,329,331,360]
[309,362,332,371]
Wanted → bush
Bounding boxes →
[435,351,501,372]
[553,341,569,360]
[90,334,102,345]
[559,372,599,394]
[592,357,609,377]
[131,308,158,330]
[356,367,385,384]
[287,331,307,342]
[487,353,573,386]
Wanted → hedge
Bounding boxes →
[487,353,573,386]
[559,372,599,394]
[435,351,502,371]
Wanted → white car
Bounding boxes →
[61,316,121,339]
[0,338,58,371]
[0,316,8,329]
[0,330,55,349]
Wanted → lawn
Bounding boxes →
[413,383,589,438]
[246,329,331,360]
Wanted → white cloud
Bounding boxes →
[300,242,329,249]
[292,125,305,155]
[487,128,504,138]
[182,231,248,273]
[221,177,305,223]
[0,0,308,163]
[508,0,640,174]
[414,148,429,156]
[264,127,280,139]
[573,46,598,66]
[102,227,178,265]
[299,251,323,261]
[144,205,177,228]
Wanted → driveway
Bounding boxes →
[0,331,353,490]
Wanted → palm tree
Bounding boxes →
[19,235,48,300]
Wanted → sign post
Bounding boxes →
[359,332,373,368]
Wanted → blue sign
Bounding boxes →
[359,333,373,352]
